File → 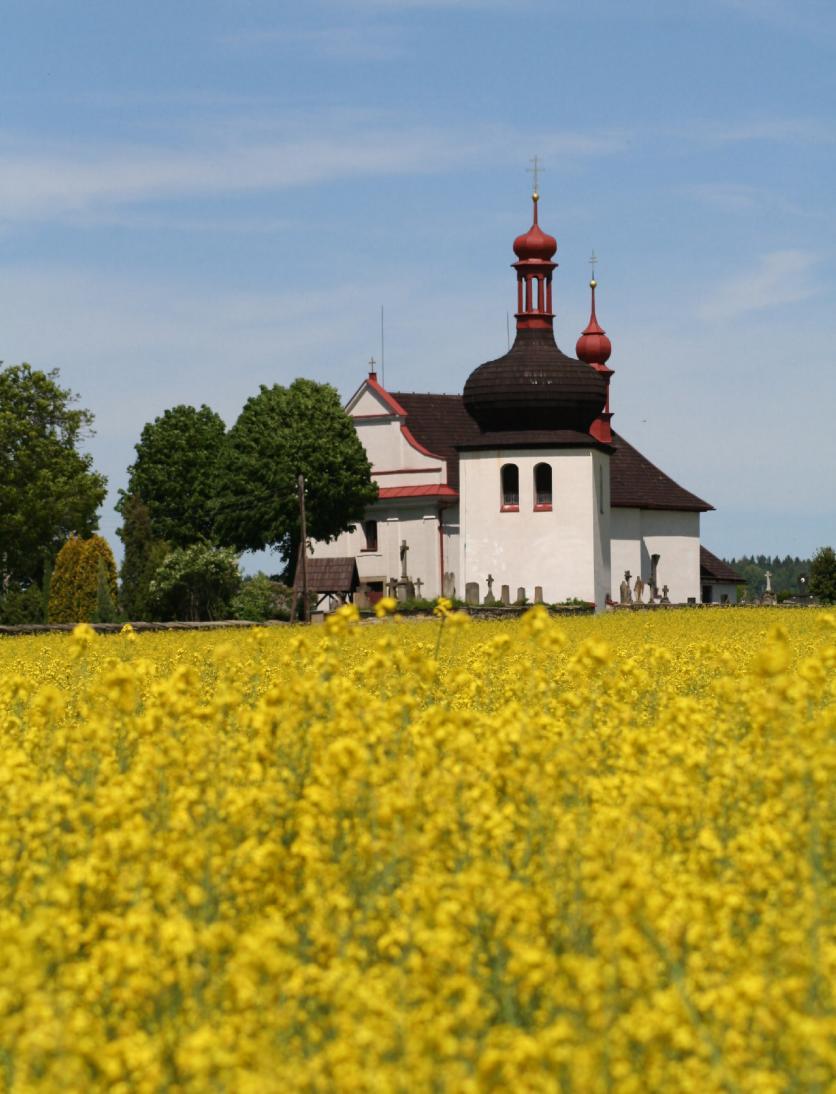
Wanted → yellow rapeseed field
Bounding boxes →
[0,606,833,1092]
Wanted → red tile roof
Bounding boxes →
[700,547,744,583]
[377,484,458,499]
[389,391,712,512]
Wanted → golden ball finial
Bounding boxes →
[590,278,597,289]
[532,190,539,202]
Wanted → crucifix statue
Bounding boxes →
[415,577,423,598]
[765,570,773,594]
[486,574,494,594]
[400,539,409,579]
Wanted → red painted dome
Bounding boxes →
[513,197,557,262]
[575,280,612,364]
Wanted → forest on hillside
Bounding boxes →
[724,555,812,601]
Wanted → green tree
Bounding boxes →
[74,535,118,622]
[48,536,85,622]
[117,404,226,546]
[214,379,377,574]
[809,546,836,603]
[117,494,169,620]
[149,543,241,622]
[49,534,118,622]
[0,364,106,586]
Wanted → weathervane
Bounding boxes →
[527,155,544,197]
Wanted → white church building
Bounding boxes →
[310,191,738,610]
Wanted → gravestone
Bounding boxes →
[415,577,424,599]
[443,572,456,599]
[634,576,645,604]
[620,570,632,605]
[484,573,496,606]
[534,586,543,604]
[516,587,526,604]
[500,585,510,606]
[396,540,415,602]
[650,553,660,599]
[465,582,480,606]
[660,584,670,604]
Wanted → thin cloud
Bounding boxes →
[0,121,629,225]
[223,25,403,61]
[697,250,819,321]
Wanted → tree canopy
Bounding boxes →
[0,364,106,585]
[214,379,378,570]
[809,546,836,603]
[117,404,225,547]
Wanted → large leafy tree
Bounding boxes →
[117,404,226,546]
[809,546,836,603]
[0,364,106,586]
[214,379,378,571]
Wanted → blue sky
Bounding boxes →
[2,0,834,564]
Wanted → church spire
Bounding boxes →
[512,170,558,332]
[576,260,614,443]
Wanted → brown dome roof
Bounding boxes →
[463,329,608,433]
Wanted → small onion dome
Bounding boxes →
[463,329,608,433]
[513,196,557,262]
[576,279,612,365]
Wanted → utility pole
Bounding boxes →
[298,473,308,623]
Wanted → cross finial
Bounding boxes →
[527,155,544,197]
[368,356,376,375]
[589,250,599,290]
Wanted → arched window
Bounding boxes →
[362,519,378,551]
[533,463,552,510]
[500,464,519,510]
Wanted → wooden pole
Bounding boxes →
[298,473,308,623]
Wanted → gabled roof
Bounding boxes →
[700,547,744,584]
[389,391,713,512]
[293,557,359,593]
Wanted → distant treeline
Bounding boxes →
[724,555,811,600]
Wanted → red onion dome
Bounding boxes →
[575,279,612,364]
[513,195,557,262]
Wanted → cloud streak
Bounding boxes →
[0,120,628,225]
[697,250,819,321]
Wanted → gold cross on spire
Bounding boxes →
[527,155,544,197]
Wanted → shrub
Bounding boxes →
[48,535,119,623]
[231,573,292,622]
[0,583,45,625]
[149,544,241,621]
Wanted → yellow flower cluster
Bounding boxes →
[0,608,833,1092]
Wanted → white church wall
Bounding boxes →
[309,501,445,600]
[459,448,609,607]
[641,510,700,604]
[611,508,700,604]
[610,508,643,598]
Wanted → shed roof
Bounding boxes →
[293,556,359,593]
[700,546,744,584]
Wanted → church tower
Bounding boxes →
[457,188,613,608]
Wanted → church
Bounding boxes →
[309,189,739,610]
